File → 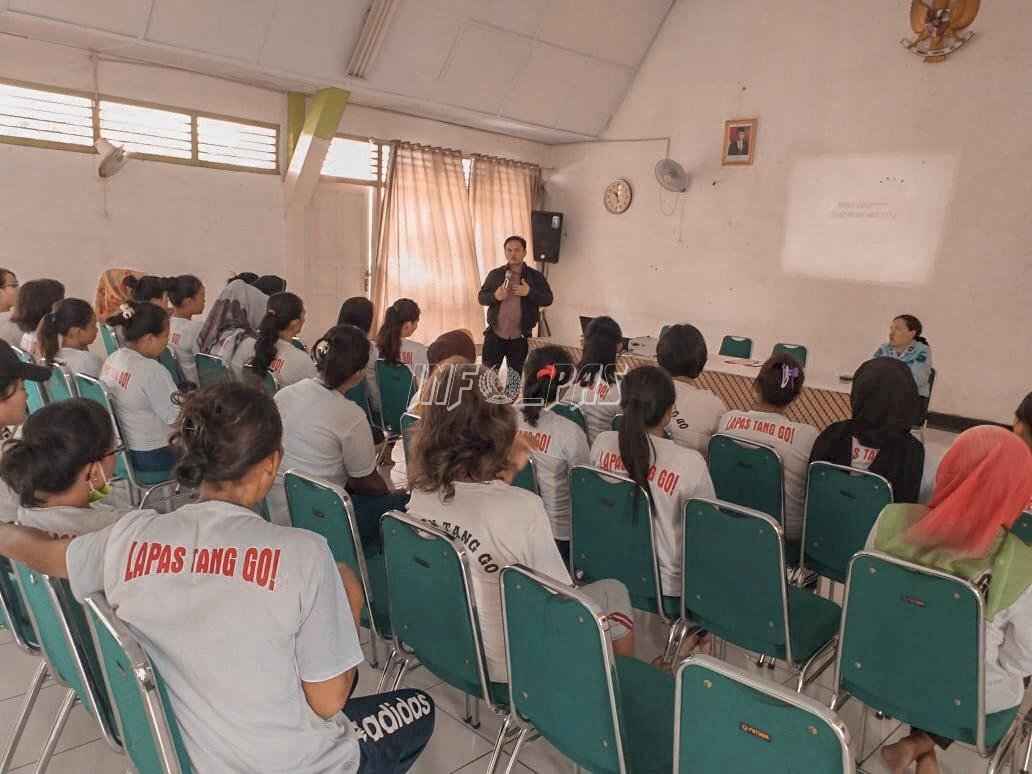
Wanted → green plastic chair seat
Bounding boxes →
[194,353,228,388]
[786,587,841,663]
[615,655,676,774]
[135,468,174,487]
[718,336,753,359]
[375,361,415,435]
[510,460,539,495]
[47,366,75,403]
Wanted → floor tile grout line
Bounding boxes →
[7,735,111,774]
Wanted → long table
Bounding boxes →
[529,338,853,431]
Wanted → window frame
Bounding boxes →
[319,132,388,187]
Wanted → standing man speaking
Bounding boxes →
[477,235,553,375]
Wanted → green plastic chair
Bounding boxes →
[550,402,587,435]
[718,336,753,359]
[399,411,420,466]
[832,551,1028,767]
[1012,511,1032,544]
[707,433,796,563]
[611,413,623,431]
[194,353,230,388]
[801,462,892,584]
[375,360,416,437]
[675,655,852,773]
[772,342,808,367]
[284,471,394,684]
[569,465,677,621]
[12,347,49,414]
[83,593,191,773]
[500,563,675,774]
[47,362,78,402]
[291,337,306,352]
[344,378,375,425]
[381,511,513,772]
[242,363,278,395]
[158,347,186,387]
[99,323,119,356]
[12,565,122,768]
[510,458,539,495]
[679,498,841,691]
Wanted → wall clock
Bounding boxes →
[603,178,632,214]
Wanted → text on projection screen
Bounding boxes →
[781,154,955,285]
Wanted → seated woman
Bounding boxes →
[1014,391,1032,453]
[0,267,23,347]
[565,316,624,444]
[102,302,180,473]
[11,278,64,360]
[124,275,173,315]
[271,325,408,541]
[0,382,435,773]
[656,324,727,457]
[338,296,381,413]
[375,299,428,388]
[195,277,271,363]
[407,363,635,684]
[874,314,932,399]
[870,426,1032,774]
[716,354,818,544]
[590,365,714,599]
[518,345,590,565]
[36,298,103,378]
[0,399,122,536]
[810,358,925,503]
[231,292,317,389]
[167,275,207,385]
[0,340,52,524]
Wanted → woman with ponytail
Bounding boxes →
[375,299,428,386]
[565,316,625,444]
[167,275,206,384]
[270,325,408,536]
[0,382,435,772]
[337,296,380,412]
[518,345,589,562]
[36,298,102,377]
[590,366,714,597]
[0,340,52,524]
[231,292,316,389]
[0,399,122,536]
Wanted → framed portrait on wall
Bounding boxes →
[722,119,757,166]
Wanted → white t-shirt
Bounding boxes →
[399,339,429,387]
[17,502,121,538]
[590,431,714,596]
[168,317,203,384]
[565,373,622,445]
[0,311,22,347]
[517,410,590,541]
[667,381,727,458]
[0,480,20,524]
[716,410,819,542]
[269,379,377,526]
[19,331,41,360]
[850,437,879,472]
[66,501,364,774]
[101,348,179,451]
[407,481,570,681]
[56,347,103,378]
[231,337,317,389]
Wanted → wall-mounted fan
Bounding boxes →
[95,138,130,178]
[654,158,689,193]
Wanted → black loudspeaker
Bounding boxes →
[531,210,563,263]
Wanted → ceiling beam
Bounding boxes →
[282,86,349,213]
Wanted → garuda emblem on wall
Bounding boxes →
[902,0,980,63]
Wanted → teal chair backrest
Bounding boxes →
[1012,511,1032,544]
[772,343,808,367]
[0,556,38,651]
[243,364,277,395]
[707,434,784,529]
[84,594,191,773]
[47,363,77,402]
[835,551,996,750]
[682,499,793,660]
[675,655,852,773]
[99,324,119,356]
[158,347,185,387]
[569,465,667,619]
[344,379,374,424]
[74,374,132,484]
[611,414,623,431]
[13,347,48,414]
[718,336,753,359]
[550,402,587,434]
[291,337,306,352]
[381,511,493,704]
[375,361,415,434]
[510,459,539,495]
[501,564,627,773]
[399,411,420,465]
[802,462,892,584]
[195,353,229,388]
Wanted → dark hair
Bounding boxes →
[1016,392,1032,425]
[12,279,65,333]
[618,366,675,497]
[894,314,929,346]
[504,235,527,250]
[314,325,370,391]
[37,298,95,364]
[254,275,287,296]
[657,324,708,379]
[0,399,114,507]
[337,297,375,335]
[376,299,420,365]
[228,272,259,286]
[166,275,203,308]
[521,345,576,427]
[755,353,805,407]
[106,301,168,342]
[577,316,623,386]
[171,382,282,488]
[252,292,304,375]
[0,269,14,287]
[409,363,516,501]
[124,275,172,303]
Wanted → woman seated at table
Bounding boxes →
[565,316,624,444]
[874,314,932,399]
[869,426,1032,774]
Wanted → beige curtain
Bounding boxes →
[372,142,484,343]
[468,156,541,278]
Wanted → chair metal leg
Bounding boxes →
[367,632,381,669]
[1019,723,1032,773]
[375,647,397,694]
[502,728,530,774]
[463,694,473,724]
[858,704,869,764]
[32,689,77,774]
[795,640,837,693]
[0,660,49,774]
[390,657,409,692]
[469,698,481,730]
[484,716,514,774]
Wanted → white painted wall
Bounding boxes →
[543,0,1032,422]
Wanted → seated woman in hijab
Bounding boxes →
[809,358,925,502]
[869,426,1032,774]
[195,278,271,363]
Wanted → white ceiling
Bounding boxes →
[0,0,674,144]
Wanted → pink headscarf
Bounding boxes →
[906,425,1032,558]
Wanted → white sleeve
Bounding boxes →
[338,414,377,479]
[566,421,591,468]
[997,588,1032,682]
[693,464,716,500]
[66,524,116,601]
[142,363,180,426]
[83,353,104,379]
